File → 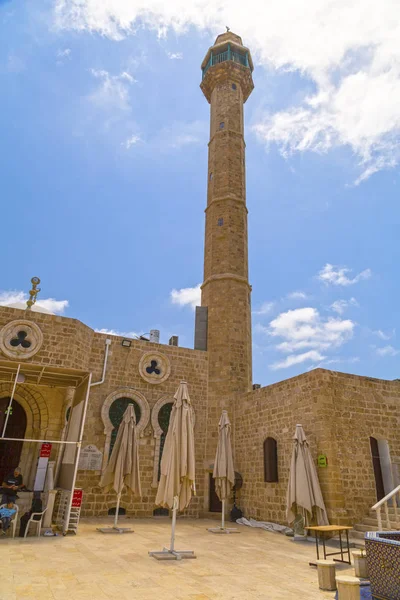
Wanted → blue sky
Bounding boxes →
[1,1,400,385]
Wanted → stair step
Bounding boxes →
[350,530,367,541]
[369,508,399,517]
[362,518,380,527]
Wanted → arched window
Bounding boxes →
[157,403,173,480]
[263,437,278,482]
[109,398,141,457]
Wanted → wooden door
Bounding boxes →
[0,398,27,484]
[209,473,222,512]
[370,437,385,501]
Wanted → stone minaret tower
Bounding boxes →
[199,32,254,438]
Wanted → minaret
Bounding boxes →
[199,32,254,427]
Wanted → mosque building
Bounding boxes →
[0,32,399,534]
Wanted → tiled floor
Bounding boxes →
[0,518,355,600]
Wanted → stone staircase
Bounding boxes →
[351,506,400,541]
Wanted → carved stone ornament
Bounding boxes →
[139,351,171,384]
[0,319,43,360]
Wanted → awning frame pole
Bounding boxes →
[63,373,92,535]
[1,364,20,438]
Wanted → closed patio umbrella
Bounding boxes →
[98,404,141,533]
[287,424,329,528]
[149,381,196,560]
[208,410,239,534]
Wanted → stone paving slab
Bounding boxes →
[0,518,355,600]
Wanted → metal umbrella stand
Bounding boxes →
[97,404,141,534]
[149,381,196,560]
[208,410,239,534]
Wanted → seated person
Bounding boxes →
[19,492,43,538]
[0,501,16,536]
[1,467,23,504]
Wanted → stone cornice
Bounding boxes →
[208,129,246,147]
[201,273,252,291]
[205,196,248,213]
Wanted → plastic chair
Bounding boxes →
[0,503,19,538]
[23,508,47,538]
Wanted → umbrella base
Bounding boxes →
[148,548,196,561]
[96,527,134,534]
[207,527,240,534]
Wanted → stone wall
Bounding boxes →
[234,369,400,527]
[0,307,208,518]
[77,332,208,518]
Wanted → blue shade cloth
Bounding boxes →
[335,587,371,600]
[0,507,16,518]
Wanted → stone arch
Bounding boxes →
[100,389,150,471]
[0,382,48,487]
[151,395,196,488]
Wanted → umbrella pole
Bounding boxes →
[149,496,196,560]
[114,492,121,528]
[170,496,178,552]
[221,499,225,529]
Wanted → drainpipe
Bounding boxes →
[91,338,112,387]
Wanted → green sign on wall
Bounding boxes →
[318,454,327,468]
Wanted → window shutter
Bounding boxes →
[264,437,278,482]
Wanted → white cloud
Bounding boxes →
[96,327,138,338]
[170,284,201,309]
[330,297,358,315]
[268,307,354,351]
[123,134,141,149]
[373,329,395,341]
[287,291,307,300]
[89,68,136,111]
[318,264,371,286]
[271,350,325,370]
[167,52,183,60]
[57,48,71,58]
[156,120,207,150]
[376,345,399,357]
[309,356,360,369]
[54,0,400,181]
[253,301,275,315]
[0,290,69,315]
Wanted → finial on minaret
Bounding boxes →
[26,277,41,310]
[226,26,230,32]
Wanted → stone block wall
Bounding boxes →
[234,369,400,527]
[75,333,208,518]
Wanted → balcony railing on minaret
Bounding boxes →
[202,43,251,79]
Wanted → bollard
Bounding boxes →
[352,550,368,579]
[336,575,361,600]
[316,560,337,591]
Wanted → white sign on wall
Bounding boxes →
[78,444,103,471]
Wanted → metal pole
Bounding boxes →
[63,374,92,534]
[1,364,20,438]
[114,492,121,528]
[221,499,225,529]
[170,496,178,552]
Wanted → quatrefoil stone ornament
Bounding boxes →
[0,320,43,360]
[139,351,171,384]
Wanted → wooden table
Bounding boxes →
[305,525,353,566]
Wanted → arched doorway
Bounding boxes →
[370,437,385,502]
[0,398,27,484]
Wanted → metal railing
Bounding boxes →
[202,48,249,79]
[371,484,400,530]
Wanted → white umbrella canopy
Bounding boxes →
[286,424,329,527]
[99,404,141,528]
[150,381,196,559]
[213,410,235,502]
[155,381,196,512]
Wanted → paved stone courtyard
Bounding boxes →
[0,518,355,600]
